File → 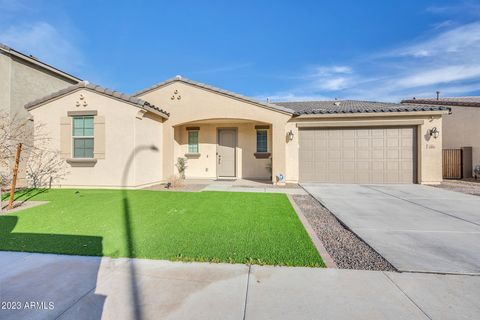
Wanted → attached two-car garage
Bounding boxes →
[298,126,417,184]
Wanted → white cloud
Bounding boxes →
[314,65,352,75]
[257,92,332,103]
[261,21,480,102]
[313,77,351,91]
[0,22,84,73]
[392,22,480,58]
[394,65,480,88]
[426,2,480,17]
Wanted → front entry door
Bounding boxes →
[217,129,236,177]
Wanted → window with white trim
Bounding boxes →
[256,129,268,153]
[188,130,199,153]
[72,116,94,158]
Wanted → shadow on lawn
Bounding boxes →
[1,188,48,210]
[0,215,106,319]
[121,144,159,320]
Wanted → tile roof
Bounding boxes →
[401,97,480,107]
[24,81,170,118]
[274,100,450,115]
[134,76,295,115]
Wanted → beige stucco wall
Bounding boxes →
[284,113,444,184]
[28,89,164,188]
[137,81,291,182]
[442,106,480,174]
[174,122,272,179]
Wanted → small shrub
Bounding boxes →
[167,175,184,188]
[175,157,187,179]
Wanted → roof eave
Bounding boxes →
[402,99,480,108]
[25,84,170,119]
[134,77,294,115]
[0,43,81,83]
[293,109,450,119]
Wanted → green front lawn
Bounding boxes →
[0,189,324,267]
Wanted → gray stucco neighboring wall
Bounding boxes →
[0,51,12,114]
[442,106,480,175]
[8,56,79,119]
[0,48,80,187]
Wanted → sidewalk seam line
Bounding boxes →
[54,259,120,320]
[242,264,252,320]
[382,272,433,320]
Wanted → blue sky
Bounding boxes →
[1,0,479,102]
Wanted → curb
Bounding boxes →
[287,194,337,268]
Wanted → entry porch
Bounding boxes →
[173,120,274,181]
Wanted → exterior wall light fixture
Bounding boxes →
[287,130,294,141]
[429,127,440,139]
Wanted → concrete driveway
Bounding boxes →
[301,184,480,274]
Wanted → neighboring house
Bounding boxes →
[0,43,81,119]
[0,43,81,186]
[402,97,480,178]
[25,76,449,188]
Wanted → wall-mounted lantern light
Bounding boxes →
[287,130,294,141]
[429,127,440,139]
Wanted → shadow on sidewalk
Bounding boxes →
[0,215,106,319]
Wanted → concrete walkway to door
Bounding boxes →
[301,184,480,274]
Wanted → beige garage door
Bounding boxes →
[299,127,417,183]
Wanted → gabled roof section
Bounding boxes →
[134,76,294,115]
[274,100,451,116]
[0,42,81,83]
[401,96,480,108]
[25,81,170,118]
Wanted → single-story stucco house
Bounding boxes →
[25,76,450,188]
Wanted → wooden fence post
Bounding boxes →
[7,143,23,210]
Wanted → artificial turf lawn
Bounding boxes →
[0,189,324,267]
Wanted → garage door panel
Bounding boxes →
[356,150,370,159]
[299,126,417,184]
[387,149,399,159]
[343,150,355,159]
[357,138,370,148]
[342,130,355,138]
[372,149,384,159]
[343,138,355,148]
[372,138,384,147]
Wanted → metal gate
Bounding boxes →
[442,149,462,179]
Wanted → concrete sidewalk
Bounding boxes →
[0,252,479,320]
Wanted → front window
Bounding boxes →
[256,130,268,153]
[73,116,94,158]
[188,130,199,153]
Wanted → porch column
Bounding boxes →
[162,125,175,180]
[272,123,287,185]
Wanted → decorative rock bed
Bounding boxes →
[291,194,395,271]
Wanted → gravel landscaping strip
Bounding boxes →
[433,179,480,196]
[292,194,396,271]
